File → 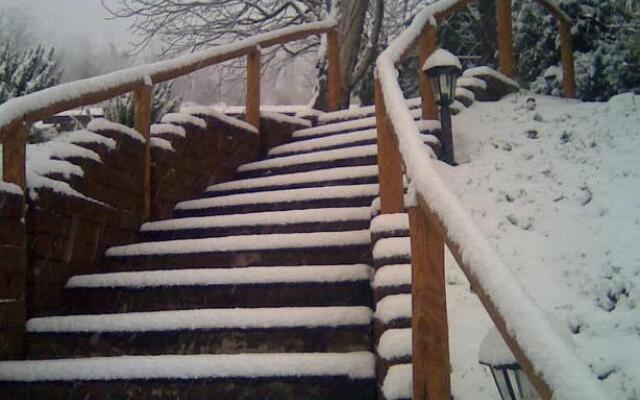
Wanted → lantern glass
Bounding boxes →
[425,65,460,106]
[486,364,539,400]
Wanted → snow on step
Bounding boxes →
[67,264,373,289]
[178,184,379,210]
[269,128,377,157]
[206,165,378,194]
[378,328,411,361]
[375,294,411,324]
[383,363,412,400]
[370,213,409,234]
[318,97,422,124]
[457,76,487,90]
[261,110,311,128]
[142,207,370,232]
[106,230,371,257]
[27,306,372,333]
[373,237,411,260]
[182,105,258,134]
[372,264,411,289]
[293,117,377,139]
[238,144,377,173]
[0,352,375,382]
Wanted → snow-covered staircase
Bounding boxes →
[0,104,438,399]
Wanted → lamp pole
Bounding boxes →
[422,49,462,166]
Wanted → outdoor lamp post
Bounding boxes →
[422,48,462,165]
[479,328,539,400]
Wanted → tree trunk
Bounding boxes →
[314,0,369,110]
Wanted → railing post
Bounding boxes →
[327,29,342,112]
[418,24,439,120]
[409,202,451,400]
[374,78,404,214]
[559,21,576,98]
[134,83,152,221]
[246,47,261,129]
[1,120,28,194]
[496,0,514,78]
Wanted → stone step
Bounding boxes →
[26,306,373,358]
[174,184,379,217]
[62,264,373,314]
[205,165,379,197]
[0,352,376,400]
[141,207,371,241]
[104,230,372,271]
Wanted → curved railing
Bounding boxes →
[374,1,606,399]
[0,19,341,219]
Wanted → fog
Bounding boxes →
[0,0,315,105]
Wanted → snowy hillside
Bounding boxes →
[443,92,640,399]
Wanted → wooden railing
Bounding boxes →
[375,1,604,399]
[0,20,341,220]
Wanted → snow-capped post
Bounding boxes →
[1,120,28,195]
[134,81,153,221]
[327,29,342,112]
[479,328,538,400]
[408,201,450,400]
[246,47,261,130]
[374,78,404,214]
[422,49,462,165]
[418,24,439,120]
[496,0,514,77]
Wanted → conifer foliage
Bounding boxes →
[104,82,181,128]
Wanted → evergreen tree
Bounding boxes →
[104,81,181,128]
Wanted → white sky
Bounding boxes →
[1,0,133,52]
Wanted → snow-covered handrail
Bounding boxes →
[374,1,606,399]
[0,19,340,218]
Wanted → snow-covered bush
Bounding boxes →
[104,82,181,128]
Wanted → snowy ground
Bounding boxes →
[440,92,640,399]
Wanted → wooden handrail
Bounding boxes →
[0,19,341,219]
[375,1,608,399]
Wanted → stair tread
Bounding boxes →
[269,129,377,157]
[178,184,379,211]
[293,117,377,140]
[372,264,411,289]
[67,264,373,289]
[0,352,376,382]
[27,306,372,333]
[317,97,422,125]
[377,328,411,361]
[375,294,411,324]
[382,363,412,400]
[142,207,370,233]
[206,165,378,194]
[106,230,370,258]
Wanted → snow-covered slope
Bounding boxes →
[443,92,640,398]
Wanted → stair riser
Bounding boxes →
[0,377,376,400]
[140,219,370,241]
[62,281,373,314]
[173,195,377,217]
[27,326,371,358]
[373,285,411,303]
[373,255,411,270]
[291,126,377,142]
[237,155,377,179]
[205,175,378,197]
[105,245,372,271]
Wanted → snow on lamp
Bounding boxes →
[479,328,539,400]
[422,49,461,165]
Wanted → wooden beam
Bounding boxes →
[246,49,261,130]
[327,29,342,112]
[134,84,152,221]
[1,120,28,193]
[418,24,439,120]
[409,204,451,400]
[559,21,576,99]
[496,0,514,78]
[416,195,553,399]
[374,78,404,214]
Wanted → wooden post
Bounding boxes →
[559,21,576,98]
[496,0,514,78]
[409,204,451,400]
[1,120,28,192]
[134,83,152,221]
[246,48,261,129]
[418,24,439,120]
[327,29,342,112]
[374,78,404,214]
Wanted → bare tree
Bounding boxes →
[103,0,384,109]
